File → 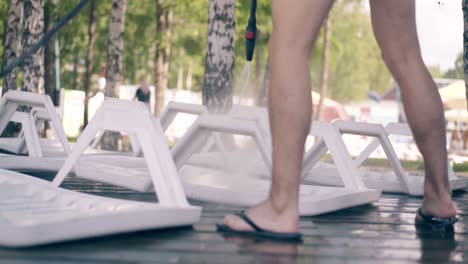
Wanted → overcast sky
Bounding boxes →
[416,0,463,70]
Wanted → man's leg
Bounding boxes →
[370,0,456,219]
[223,0,334,233]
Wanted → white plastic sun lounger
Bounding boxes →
[71,102,379,215]
[301,121,468,196]
[52,98,200,201]
[171,114,381,216]
[0,105,128,157]
[79,101,204,158]
[156,101,269,168]
[65,99,460,199]
[161,102,465,196]
[64,102,267,192]
[0,168,200,247]
[0,107,64,156]
[50,101,254,192]
[0,102,201,247]
[128,101,267,157]
[0,111,40,155]
[0,91,140,174]
[0,91,71,171]
[47,99,174,193]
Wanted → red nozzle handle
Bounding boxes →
[245,31,255,40]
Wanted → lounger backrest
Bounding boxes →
[171,113,272,172]
[53,98,191,207]
[0,91,71,156]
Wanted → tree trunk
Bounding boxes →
[102,0,127,150]
[1,0,23,95]
[104,0,126,98]
[22,0,45,93]
[464,0,468,110]
[202,0,236,113]
[43,0,55,99]
[315,15,332,120]
[154,0,173,115]
[83,0,97,127]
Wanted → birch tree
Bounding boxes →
[1,0,23,94]
[22,0,45,93]
[102,0,126,150]
[104,0,126,98]
[202,0,236,112]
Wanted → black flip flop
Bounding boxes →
[415,208,459,229]
[216,211,303,242]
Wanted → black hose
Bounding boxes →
[245,0,257,61]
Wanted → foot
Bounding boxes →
[416,194,457,222]
[223,199,299,234]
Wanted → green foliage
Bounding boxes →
[55,0,110,90]
[168,0,209,90]
[2,0,395,102]
[453,162,468,173]
[0,0,10,68]
[443,51,464,79]
[124,0,156,82]
[311,0,392,102]
[48,0,273,93]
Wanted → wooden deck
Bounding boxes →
[1,171,466,264]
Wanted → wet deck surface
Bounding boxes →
[1,171,467,264]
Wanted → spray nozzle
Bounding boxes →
[245,0,257,61]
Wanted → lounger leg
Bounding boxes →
[53,121,101,186]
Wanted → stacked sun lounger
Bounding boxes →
[0,92,464,247]
[0,91,201,247]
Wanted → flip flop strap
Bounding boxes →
[237,210,264,232]
[417,208,433,222]
[417,208,456,223]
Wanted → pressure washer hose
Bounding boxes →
[245,0,257,61]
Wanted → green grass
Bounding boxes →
[66,138,468,173]
[67,137,78,143]
[320,154,468,173]
[362,158,425,171]
[453,162,468,173]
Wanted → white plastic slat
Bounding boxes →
[0,168,201,247]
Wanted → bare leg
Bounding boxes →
[370,0,456,218]
[223,0,334,233]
